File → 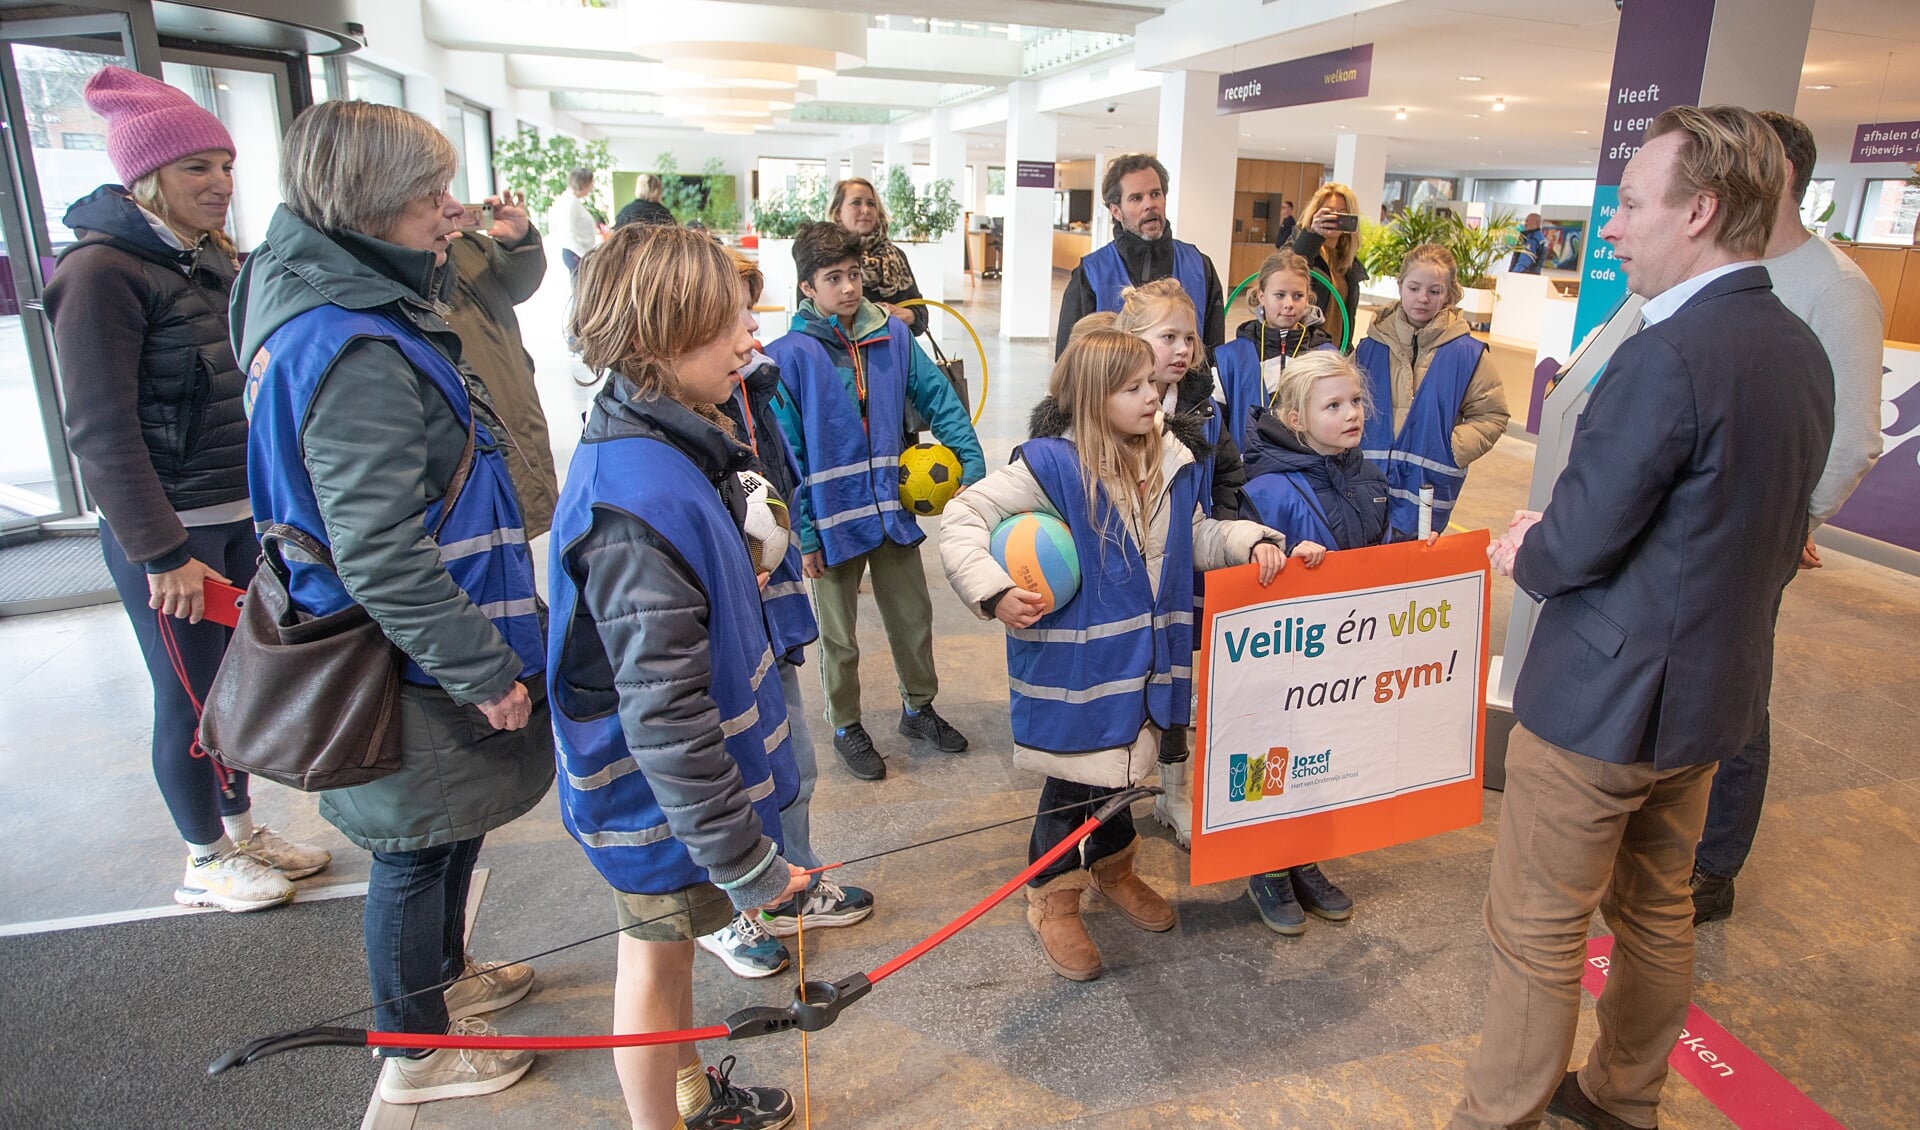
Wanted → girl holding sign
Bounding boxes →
[1113,280,1247,845]
[939,329,1287,982]
[1213,250,1336,450]
[1352,243,1509,539]
[1234,351,1395,933]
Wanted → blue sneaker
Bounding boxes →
[697,911,790,979]
[1248,871,1306,936]
[760,876,875,937]
[1290,862,1353,921]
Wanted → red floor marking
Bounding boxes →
[1581,936,1844,1129]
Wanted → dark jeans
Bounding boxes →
[562,248,580,281]
[99,518,259,845]
[1028,776,1136,887]
[365,835,484,1051]
[1694,581,1789,880]
[1695,713,1769,879]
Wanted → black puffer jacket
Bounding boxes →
[44,186,246,567]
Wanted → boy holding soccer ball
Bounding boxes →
[765,222,986,782]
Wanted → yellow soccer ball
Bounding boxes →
[898,442,963,516]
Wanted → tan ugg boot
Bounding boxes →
[1025,871,1102,981]
[1089,839,1177,932]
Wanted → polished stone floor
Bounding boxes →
[3,265,1915,1130]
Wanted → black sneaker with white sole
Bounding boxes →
[832,723,886,780]
[685,1055,794,1130]
[898,703,969,752]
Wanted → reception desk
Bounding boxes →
[1052,228,1091,272]
[1839,243,1920,344]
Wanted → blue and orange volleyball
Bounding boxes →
[990,512,1080,615]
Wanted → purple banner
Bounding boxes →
[1851,121,1920,164]
[1216,44,1372,116]
[1015,160,1056,189]
[1592,0,1715,186]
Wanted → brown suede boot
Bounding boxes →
[1025,871,1102,981]
[1089,839,1177,932]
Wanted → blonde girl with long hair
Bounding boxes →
[550,222,810,1130]
[1289,182,1369,349]
[940,328,1287,982]
[1112,283,1248,842]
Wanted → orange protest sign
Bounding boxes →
[1189,531,1491,886]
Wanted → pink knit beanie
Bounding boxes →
[83,65,235,187]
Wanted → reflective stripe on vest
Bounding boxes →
[765,326,921,566]
[547,426,797,897]
[244,305,543,686]
[1007,438,1199,752]
[1354,333,1484,537]
[1081,239,1210,320]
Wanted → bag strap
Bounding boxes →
[432,409,477,540]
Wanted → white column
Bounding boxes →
[848,142,877,185]
[1001,80,1057,340]
[970,160,991,214]
[929,108,968,304]
[1090,147,1116,251]
[1333,133,1388,226]
[1157,70,1238,293]
[882,130,910,178]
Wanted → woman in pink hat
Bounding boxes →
[42,65,329,913]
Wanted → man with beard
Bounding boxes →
[1055,153,1226,357]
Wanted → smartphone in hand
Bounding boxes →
[1334,212,1360,232]
[458,203,494,230]
[203,579,246,629]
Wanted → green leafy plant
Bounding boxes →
[698,158,738,230]
[1449,208,1521,289]
[1360,205,1520,290]
[878,164,963,242]
[492,129,614,233]
[1361,205,1453,279]
[751,177,829,238]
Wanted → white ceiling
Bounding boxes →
[1010,0,1920,176]
[461,0,1920,176]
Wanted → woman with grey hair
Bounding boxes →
[231,99,554,1106]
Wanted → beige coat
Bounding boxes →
[1364,303,1511,468]
[940,428,1282,787]
[445,231,558,539]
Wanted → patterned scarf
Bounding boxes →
[858,227,916,301]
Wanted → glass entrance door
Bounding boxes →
[0,10,153,528]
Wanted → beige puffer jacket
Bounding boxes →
[1364,303,1511,467]
[940,409,1282,787]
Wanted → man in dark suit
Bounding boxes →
[1451,105,1834,1130]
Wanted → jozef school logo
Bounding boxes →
[1227,746,1335,801]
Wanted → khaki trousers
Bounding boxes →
[811,538,939,729]
[1451,724,1716,1130]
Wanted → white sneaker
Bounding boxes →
[1152,760,1193,849]
[235,825,332,880]
[376,1018,534,1105]
[697,912,790,979]
[443,955,535,1019]
[175,848,295,912]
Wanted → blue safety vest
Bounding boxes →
[1354,333,1485,537]
[1242,471,1339,551]
[1213,335,1338,450]
[765,324,921,567]
[1080,239,1210,318]
[547,428,797,896]
[1006,438,1198,752]
[730,384,819,665]
[245,305,543,686]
